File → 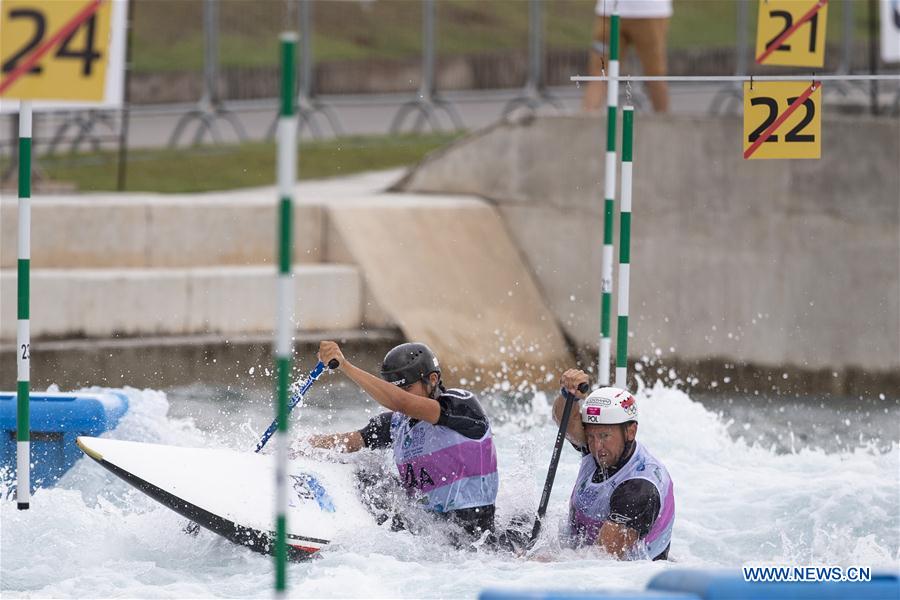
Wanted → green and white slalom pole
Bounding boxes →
[615,105,634,389]
[274,32,297,598]
[17,102,32,510]
[599,12,620,385]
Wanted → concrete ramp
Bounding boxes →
[324,193,571,384]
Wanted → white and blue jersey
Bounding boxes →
[359,388,499,514]
[568,441,674,560]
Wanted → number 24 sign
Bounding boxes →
[0,0,115,102]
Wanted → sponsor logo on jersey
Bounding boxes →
[609,511,631,524]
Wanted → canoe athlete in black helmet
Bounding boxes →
[306,340,499,542]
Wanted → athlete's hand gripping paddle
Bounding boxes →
[254,358,340,453]
[529,381,590,546]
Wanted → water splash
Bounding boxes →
[1,383,897,598]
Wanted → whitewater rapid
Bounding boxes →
[2,382,898,598]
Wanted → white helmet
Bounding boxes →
[581,387,638,425]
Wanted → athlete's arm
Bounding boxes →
[598,478,662,558]
[307,431,364,453]
[598,522,640,559]
[319,341,441,424]
[552,368,589,448]
[358,412,394,449]
[306,411,394,453]
[436,389,489,439]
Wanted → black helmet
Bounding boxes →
[380,343,441,387]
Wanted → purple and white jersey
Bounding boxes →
[569,441,674,560]
[389,389,499,513]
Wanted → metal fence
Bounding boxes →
[2,0,898,172]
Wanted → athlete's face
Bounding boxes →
[401,380,428,397]
[584,423,636,468]
[401,373,439,398]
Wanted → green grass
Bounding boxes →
[21,133,461,194]
[131,0,595,72]
[131,0,874,73]
[668,0,872,51]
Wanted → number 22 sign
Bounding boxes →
[743,81,822,160]
[0,0,120,103]
[756,0,829,67]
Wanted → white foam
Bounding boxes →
[1,384,897,598]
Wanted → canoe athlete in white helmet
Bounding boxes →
[553,368,674,560]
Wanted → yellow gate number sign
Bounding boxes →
[743,81,822,160]
[756,0,829,67]
[0,0,113,101]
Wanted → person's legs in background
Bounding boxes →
[626,17,670,113]
[582,16,612,112]
[583,14,671,114]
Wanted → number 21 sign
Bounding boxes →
[756,0,829,68]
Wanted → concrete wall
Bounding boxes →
[396,114,900,375]
[0,171,571,384]
[0,266,362,340]
[0,331,403,392]
[1,191,324,268]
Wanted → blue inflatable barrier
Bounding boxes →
[0,391,129,491]
[480,590,699,600]
[647,569,900,600]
